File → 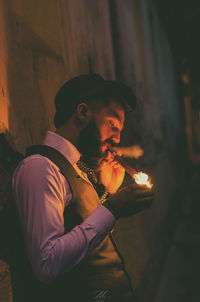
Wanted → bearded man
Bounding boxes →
[12,74,154,302]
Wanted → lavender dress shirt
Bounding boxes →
[12,131,115,283]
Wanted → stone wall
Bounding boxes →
[0,1,187,301]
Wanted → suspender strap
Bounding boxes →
[26,144,77,180]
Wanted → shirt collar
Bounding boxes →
[43,131,81,166]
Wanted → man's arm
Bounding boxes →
[12,155,115,283]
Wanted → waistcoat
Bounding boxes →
[13,145,135,302]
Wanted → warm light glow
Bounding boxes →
[133,172,153,189]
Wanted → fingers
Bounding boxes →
[124,183,154,192]
[134,190,154,200]
[109,160,125,170]
[136,195,154,203]
[109,160,120,167]
[98,159,124,171]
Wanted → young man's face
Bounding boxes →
[78,99,125,167]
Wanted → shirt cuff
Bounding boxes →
[83,205,116,235]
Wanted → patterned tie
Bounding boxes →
[76,159,109,204]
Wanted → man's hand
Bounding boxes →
[103,183,154,219]
[98,157,125,194]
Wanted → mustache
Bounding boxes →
[101,138,115,147]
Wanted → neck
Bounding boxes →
[55,121,80,148]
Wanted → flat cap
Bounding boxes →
[55,73,137,112]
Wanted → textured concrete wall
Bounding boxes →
[0,0,187,301]
[0,1,10,134]
[107,1,186,300]
[1,0,66,151]
[59,0,116,79]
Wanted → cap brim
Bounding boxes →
[79,80,137,111]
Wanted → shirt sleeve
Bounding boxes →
[12,156,115,283]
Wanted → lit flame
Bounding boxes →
[133,172,153,189]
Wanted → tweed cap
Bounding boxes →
[54,73,137,127]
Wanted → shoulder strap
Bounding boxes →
[26,145,105,200]
[26,145,77,180]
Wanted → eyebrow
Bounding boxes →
[109,109,121,120]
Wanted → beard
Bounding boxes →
[77,118,110,169]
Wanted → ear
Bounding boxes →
[76,102,92,124]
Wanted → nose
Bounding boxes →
[111,132,121,144]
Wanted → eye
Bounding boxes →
[108,120,121,134]
[108,120,115,128]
